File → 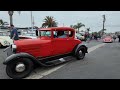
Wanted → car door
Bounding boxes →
[52,38,70,56]
[52,30,75,56]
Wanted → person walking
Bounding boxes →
[118,34,120,42]
[10,25,19,40]
[113,34,117,42]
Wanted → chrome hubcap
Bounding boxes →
[79,50,82,55]
[15,63,25,72]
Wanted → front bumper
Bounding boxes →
[103,40,113,43]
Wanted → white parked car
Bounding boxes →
[76,33,85,41]
[0,31,13,47]
[19,33,37,39]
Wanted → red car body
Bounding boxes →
[3,27,88,79]
[103,36,113,43]
[14,27,81,58]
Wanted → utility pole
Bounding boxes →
[30,11,33,33]
[102,14,106,35]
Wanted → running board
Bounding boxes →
[45,57,71,65]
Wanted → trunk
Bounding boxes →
[78,28,79,33]
[9,15,13,25]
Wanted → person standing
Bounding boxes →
[118,34,120,42]
[113,34,117,42]
[10,25,19,40]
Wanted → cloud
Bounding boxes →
[0,11,120,33]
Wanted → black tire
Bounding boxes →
[0,43,3,48]
[6,58,34,79]
[75,47,85,60]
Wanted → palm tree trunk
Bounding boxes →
[103,21,105,35]
[9,15,13,25]
[78,28,79,33]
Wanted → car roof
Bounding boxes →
[38,27,75,31]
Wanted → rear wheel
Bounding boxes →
[75,47,85,60]
[6,58,34,79]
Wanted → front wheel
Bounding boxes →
[75,47,85,60]
[6,58,34,79]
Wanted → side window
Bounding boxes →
[69,31,74,37]
[53,31,68,38]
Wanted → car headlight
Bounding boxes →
[11,44,17,53]
[4,40,10,45]
[4,41,7,44]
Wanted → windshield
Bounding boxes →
[40,30,51,37]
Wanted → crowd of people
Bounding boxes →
[84,32,101,43]
[83,32,120,43]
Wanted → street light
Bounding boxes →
[8,11,14,25]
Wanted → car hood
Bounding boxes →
[14,38,51,48]
[104,38,112,40]
[0,36,13,44]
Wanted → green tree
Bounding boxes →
[8,11,21,25]
[42,16,58,28]
[70,25,74,28]
[76,23,85,33]
[87,28,90,32]
[0,19,4,26]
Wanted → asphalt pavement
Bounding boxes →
[0,40,120,79]
[0,47,10,79]
[41,41,120,79]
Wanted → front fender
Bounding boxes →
[3,53,37,65]
[74,43,88,54]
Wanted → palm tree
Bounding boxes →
[0,19,4,26]
[70,25,74,28]
[42,16,58,28]
[87,28,90,32]
[8,11,21,25]
[76,23,85,33]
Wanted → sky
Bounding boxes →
[0,11,120,33]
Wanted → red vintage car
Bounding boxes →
[103,36,113,43]
[3,27,88,79]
